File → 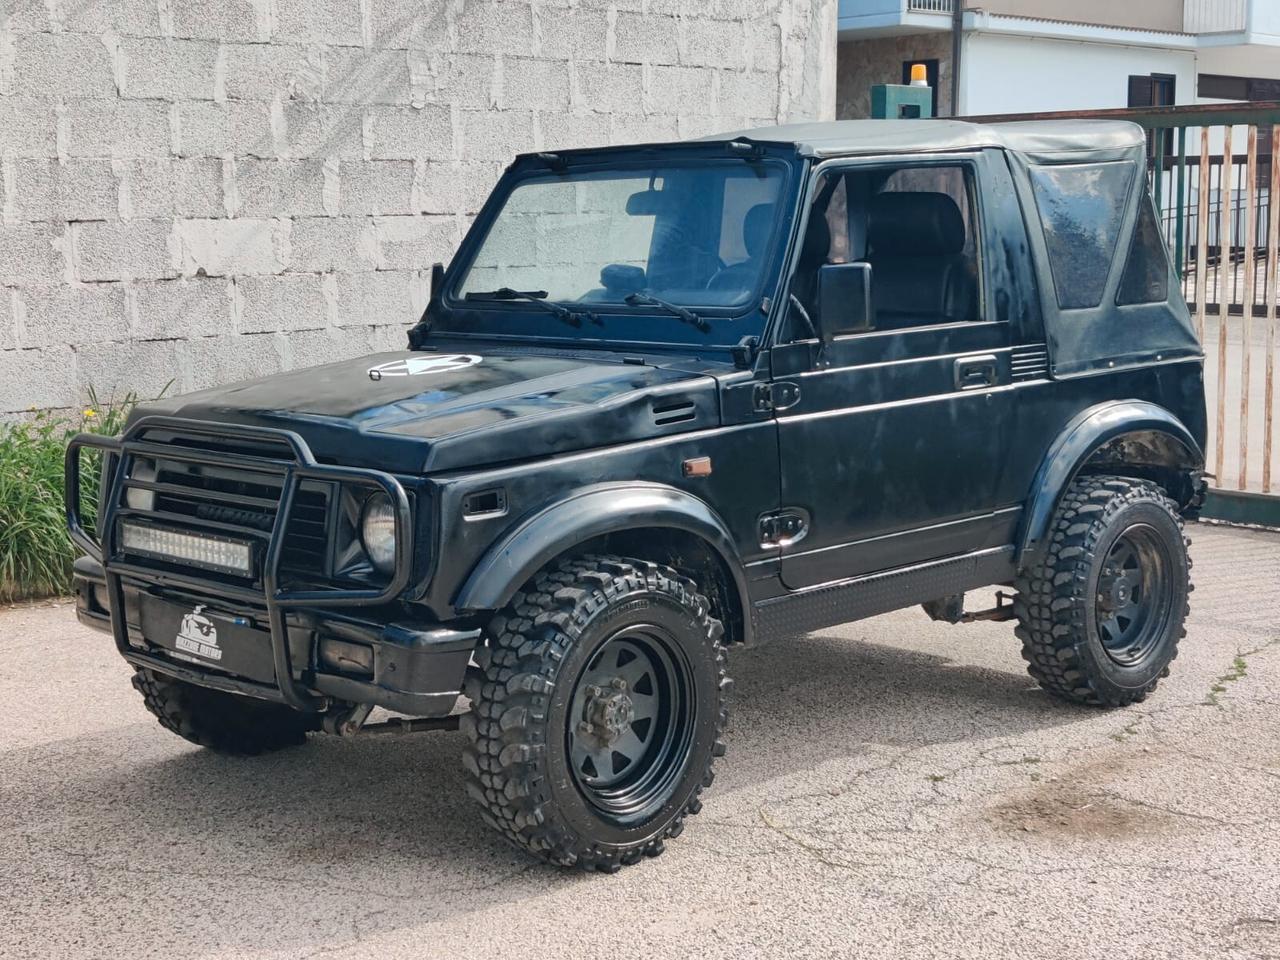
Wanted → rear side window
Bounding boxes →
[1029,161,1135,309]
[1116,193,1170,305]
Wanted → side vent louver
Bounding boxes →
[1010,346,1049,382]
[651,399,697,426]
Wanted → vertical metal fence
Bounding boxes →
[1145,105,1280,496]
[963,101,1280,504]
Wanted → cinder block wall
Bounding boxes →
[0,0,835,415]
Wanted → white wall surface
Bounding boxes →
[1196,44,1280,84]
[1248,0,1280,41]
[0,0,836,415]
[959,33,1197,115]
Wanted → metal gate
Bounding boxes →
[963,101,1280,525]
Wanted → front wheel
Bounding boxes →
[1013,475,1191,707]
[461,555,729,871]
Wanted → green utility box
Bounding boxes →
[871,83,933,119]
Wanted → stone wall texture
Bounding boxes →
[0,0,835,414]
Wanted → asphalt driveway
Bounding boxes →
[1,522,1277,960]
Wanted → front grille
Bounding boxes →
[120,431,332,581]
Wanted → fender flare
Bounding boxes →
[454,482,752,638]
[1017,400,1204,571]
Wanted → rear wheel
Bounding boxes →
[461,555,729,871]
[131,668,318,755]
[1013,475,1191,707]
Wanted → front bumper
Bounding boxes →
[74,556,476,716]
[66,416,472,716]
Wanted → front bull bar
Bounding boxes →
[65,415,414,712]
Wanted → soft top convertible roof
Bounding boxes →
[701,118,1145,162]
[700,117,1199,378]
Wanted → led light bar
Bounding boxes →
[119,521,254,576]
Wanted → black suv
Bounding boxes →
[68,119,1206,871]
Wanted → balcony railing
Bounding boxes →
[907,0,953,12]
[1185,0,1246,33]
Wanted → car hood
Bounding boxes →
[131,348,722,473]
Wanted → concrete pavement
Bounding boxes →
[1,522,1277,960]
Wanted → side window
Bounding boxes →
[1116,193,1170,305]
[823,175,850,264]
[789,162,983,338]
[1029,161,1135,310]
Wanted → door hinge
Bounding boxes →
[753,381,800,413]
[758,509,810,548]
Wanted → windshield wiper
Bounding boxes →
[465,287,583,327]
[624,292,710,333]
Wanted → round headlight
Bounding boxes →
[359,492,397,574]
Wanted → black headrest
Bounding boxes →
[868,192,965,256]
[742,202,774,258]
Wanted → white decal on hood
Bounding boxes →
[367,354,482,380]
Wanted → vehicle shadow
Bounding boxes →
[8,624,1083,955]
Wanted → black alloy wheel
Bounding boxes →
[567,629,695,826]
[461,555,729,871]
[1094,523,1176,668]
[1014,475,1191,707]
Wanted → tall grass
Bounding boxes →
[0,391,136,603]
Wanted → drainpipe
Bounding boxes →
[949,0,963,116]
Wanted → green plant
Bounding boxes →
[0,389,137,603]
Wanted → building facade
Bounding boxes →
[837,0,1280,118]
[0,0,837,416]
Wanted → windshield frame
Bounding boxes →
[435,146,802,352]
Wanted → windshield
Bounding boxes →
[456,161,786,314]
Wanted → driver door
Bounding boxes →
[772,157,1016,590]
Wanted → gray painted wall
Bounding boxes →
[0,0,835,415]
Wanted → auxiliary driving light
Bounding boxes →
[120,521,254,576]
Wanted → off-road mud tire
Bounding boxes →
[461,555,729,871]
[1014,475,1191,707]
[131,668,318,755]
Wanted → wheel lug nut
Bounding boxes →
[611,677,626,690]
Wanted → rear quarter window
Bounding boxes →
[1116,192,1170,305]
[1029,161,1135,310]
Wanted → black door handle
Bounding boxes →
[954,354,998,390]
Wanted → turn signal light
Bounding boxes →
[682,457,713,478]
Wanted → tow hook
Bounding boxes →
[323,702,374,737]
[322,702,462,737]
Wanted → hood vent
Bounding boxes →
[652,399,697,426]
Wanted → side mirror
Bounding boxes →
[816,262,874,346]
